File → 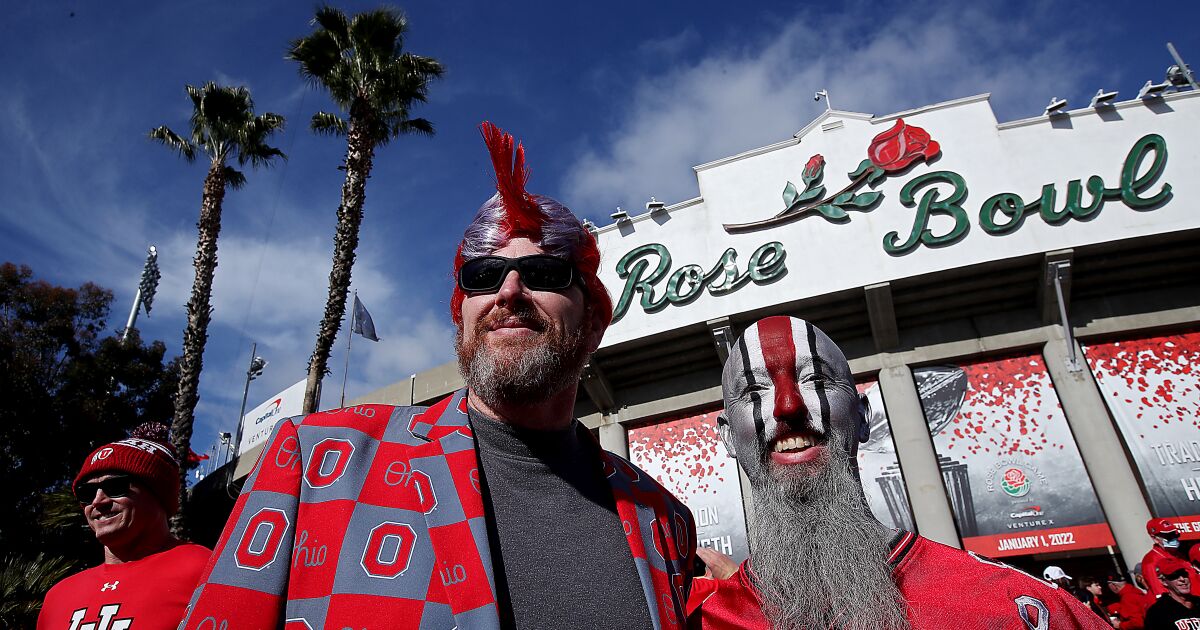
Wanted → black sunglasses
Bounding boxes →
[458,255,577,293]
[75,476,134,504]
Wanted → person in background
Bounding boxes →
[1142,518,1200,598]
[1143,557,1200,629]
[692,315,1109,629]
[1106,573,1154,630]
[38,423,211,629]
[1134,563,1151,592]
[1045,565,1089,605]
[1082,577,1109,619]
[178,122,694,629]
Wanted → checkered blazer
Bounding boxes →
[181,389,695,629]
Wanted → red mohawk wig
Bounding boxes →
[480,121,545,241]
[451,122,613,329]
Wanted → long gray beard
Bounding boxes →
[749,452,910,630]
[456,313,588,408]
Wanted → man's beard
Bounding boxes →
[749,448,910,630]
[456,304,590,409]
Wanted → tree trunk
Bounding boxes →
[302,100,377,413]
[169,161,226,536]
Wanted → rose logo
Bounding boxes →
[868,118,941,172]
[724,118,941,233]
[1000,467,1031,497]
[803,154,825,184]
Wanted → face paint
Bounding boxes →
[757,316,805,422]
[720,316,864,486]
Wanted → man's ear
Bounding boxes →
[856,392,871,443]
[583,304,608,354]
[717,414,737,459]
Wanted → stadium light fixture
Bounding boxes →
[1089,89,1119,108]
[1044,97,1069,116]
[1137,79,1171,99]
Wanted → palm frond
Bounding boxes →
[0,553,76,626]
[312,5,352,46]
[161,82,285,174]
[222,166,247,190]
[374,111,434,146]
[235,112,287,167]
[287,6,441,120]
[148,125,196,162]
[310,111,349,136]
[350,8,408,74]
[38,487,87,532]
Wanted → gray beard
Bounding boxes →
[455,307,589,409]
[749,450,910,630]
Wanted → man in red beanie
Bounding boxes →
[38,423,211,629]
[1142,518,1200,599]
[180,123,694,630]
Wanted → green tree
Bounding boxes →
[0,263,179,616]
[149,83,285,533]
[287,6,444,413]
[0,553,75,628]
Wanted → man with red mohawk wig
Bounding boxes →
[181,122,695,630]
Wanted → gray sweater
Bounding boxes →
[469,408,654,629]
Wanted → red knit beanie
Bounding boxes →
[73,422,180,515]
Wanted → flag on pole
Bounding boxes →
[352,294,380,341]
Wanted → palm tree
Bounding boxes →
[0,553,75,626]
[150,83,285,533]
[288,6,444,413]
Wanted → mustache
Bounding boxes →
[476,305,547,334]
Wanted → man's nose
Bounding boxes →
[494,269,529,307]
[773,381,806,424]
[90,490,113,507]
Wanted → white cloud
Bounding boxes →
[156,229,456,435]
[562,4,1091,215]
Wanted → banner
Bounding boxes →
[1084,331,1200,540]
[913,355,1115,557]
[628,409,750,561]
[856,379,914,531]
[238,379,307,455]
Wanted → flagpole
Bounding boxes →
[340,290,356,408]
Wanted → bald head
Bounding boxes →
[719,316,867,487]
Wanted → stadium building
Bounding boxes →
[220,82,1200,579]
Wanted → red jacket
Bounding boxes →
[1107,582,1154,630]
[181,391,695,629]
[1142,545,1200,599]
[693,531,1110,629]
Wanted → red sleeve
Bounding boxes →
[181,417,304,629]
[1142,549,1167,598]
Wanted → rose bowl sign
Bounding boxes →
[594,93,1198,346]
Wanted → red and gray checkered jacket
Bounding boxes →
[181,389,696,629]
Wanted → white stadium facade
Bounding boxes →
[223,87,1200,578]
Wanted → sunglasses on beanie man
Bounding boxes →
[75,475,135,504]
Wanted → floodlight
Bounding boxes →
[1089,89,1118,108]
[1044,97,1068,116]
[1138,79,1170,99]
[581,219,596,231]
[646,196,667,215]
[611,207,631,223]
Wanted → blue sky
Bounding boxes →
[3,1,1197,464]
